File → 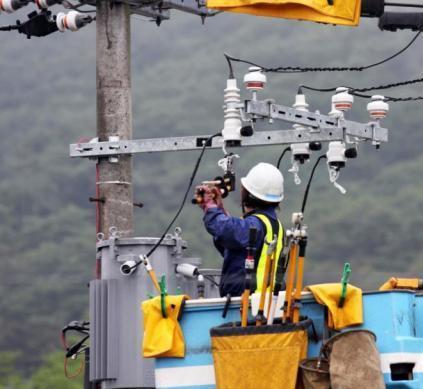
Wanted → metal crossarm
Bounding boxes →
[70,125,387,159]
[69,128,354,158]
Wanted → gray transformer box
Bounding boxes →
[89,229,216,388]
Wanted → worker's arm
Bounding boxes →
[203,207,264,250]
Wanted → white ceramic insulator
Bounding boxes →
[176,263,199,278]
[326,141,347,165]
[35,0,49,8]
[332,87,354,112]
[0,0,17,13]
[221,78,242,143]
[243,66,266,91]
[56,11,82,32]
[291,143,310,159]
[329,103,343,119]
[292,94,308,135]
[293,94,309,111]
[56,12,66,32]
[367,95,389,119]
[291,212,303,225]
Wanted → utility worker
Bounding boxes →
[195,162,284,297]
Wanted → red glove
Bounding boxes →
[210,186,225,210]
[195,184,229,214]
[195,185,218,211]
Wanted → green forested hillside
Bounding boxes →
[1,6,423,385]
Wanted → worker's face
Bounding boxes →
[241,186,253,214]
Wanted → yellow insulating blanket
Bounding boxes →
[142,295,188,358]
[306,283,363,330]
[206,0,361,26]
[379,277,422,291]
[211,324,309,389]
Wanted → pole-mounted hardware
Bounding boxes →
[71,74,388,161]
[69,120,387,159]
[89,196,105,203]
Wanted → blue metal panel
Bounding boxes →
[360,291,415,351]
[155,291,423,388]
[415,294,423,338]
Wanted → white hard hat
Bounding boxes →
[241,163,284,203]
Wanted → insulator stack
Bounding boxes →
[243,66,266,91]
[367,95,389,119]
[332,87,354,112]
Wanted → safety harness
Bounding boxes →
[251,213,284,292]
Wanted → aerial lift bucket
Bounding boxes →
[299,357,330,389]
[322,329,384,389]
[210,319,312,389]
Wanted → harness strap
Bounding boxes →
[250,213,284,292]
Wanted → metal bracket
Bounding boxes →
[245,99,388,143]
[169,227,184,260]
[108,227,120,262]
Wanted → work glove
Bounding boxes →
[195,185,224,212]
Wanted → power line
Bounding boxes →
[225,31,421,74]
[300,81,423,102]
[301,75,423,92]
[0,25,19,31]
[350,91,423,102]
[143,132,222,260]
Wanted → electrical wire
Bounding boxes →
[61,322,89,380]
[64,355,85,379]
[385,2,423,8]
[0,25,19,31]
[301,155,327,214]
[301,75,423,94]
[276,147,291,169]
[129,132,221,273]
[349,90,423,102]
[145,132,221,258]
[203,274,220,287]
[224,53,234,78]
[300,77,423,102]
[225,31,421,74]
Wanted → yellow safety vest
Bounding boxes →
[254,214,284,293]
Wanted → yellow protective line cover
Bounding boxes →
[206,0,361,26]
[306,283,363,330]
[379,277,421,291]
[141,295,188,358]
[210,320,310,389]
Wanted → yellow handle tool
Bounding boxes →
[282,242,298,323]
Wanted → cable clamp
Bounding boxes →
[96,181,132,185]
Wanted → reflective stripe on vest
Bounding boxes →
[254,214,284,293]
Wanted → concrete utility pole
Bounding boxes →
[96,0,133,240]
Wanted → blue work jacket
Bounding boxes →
[203,206,280,297]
